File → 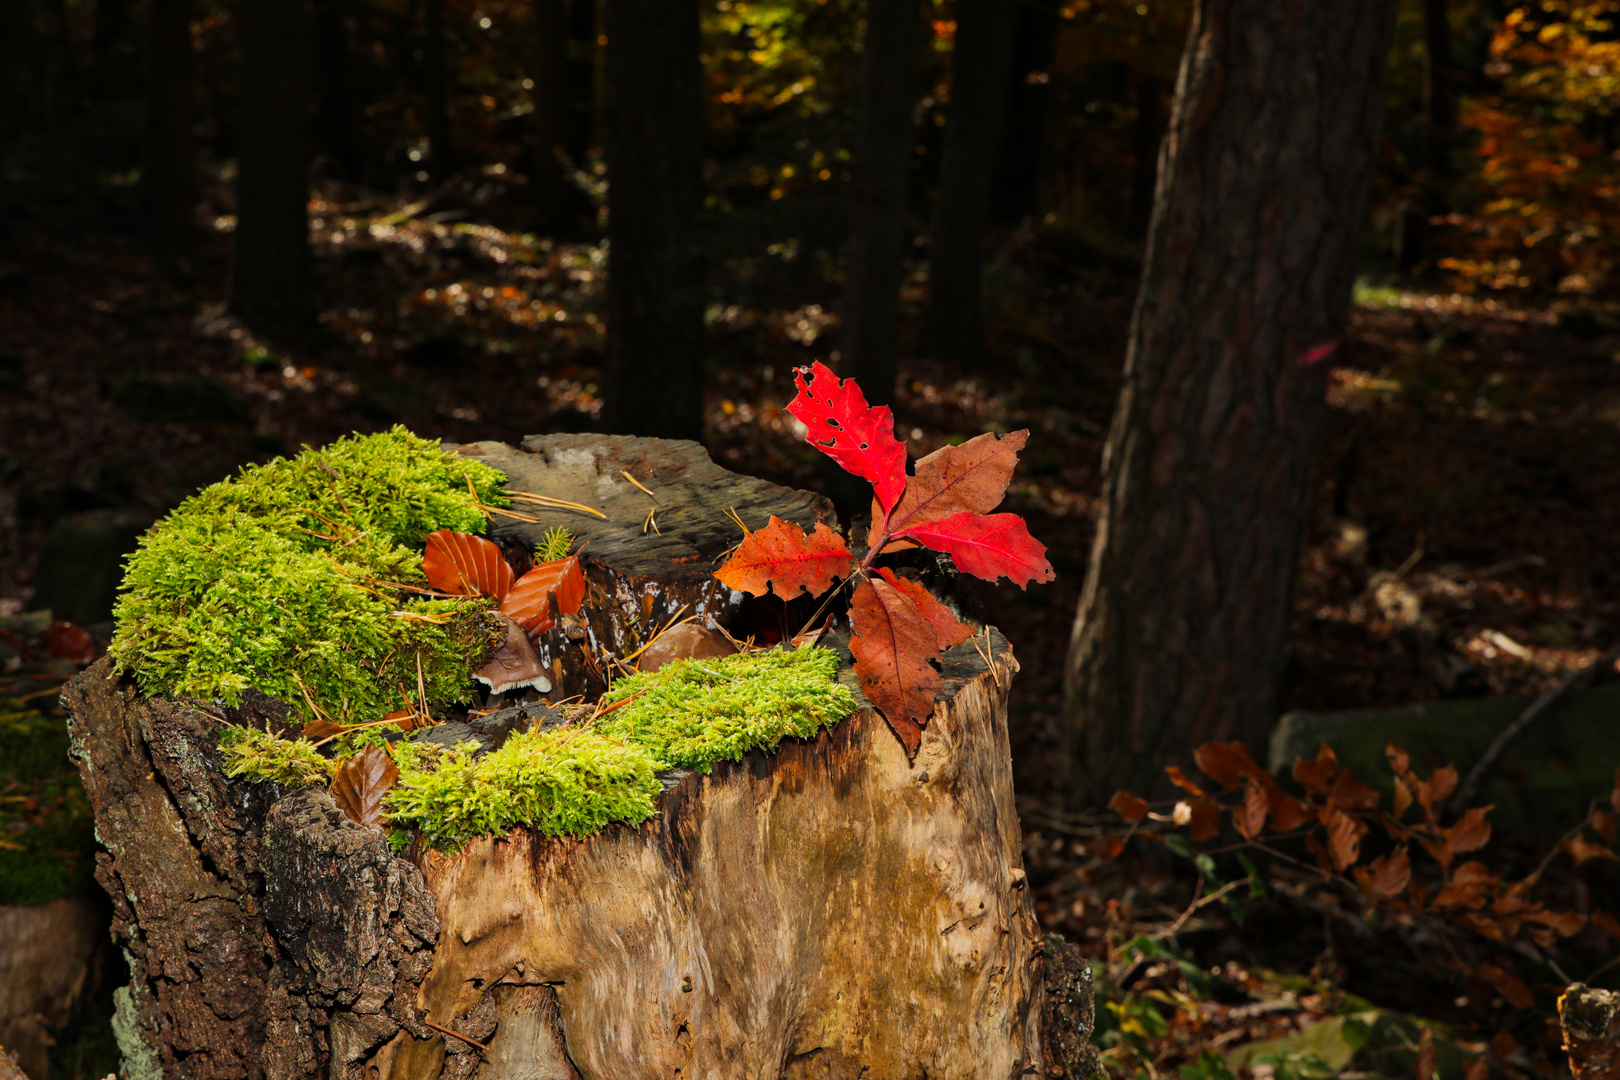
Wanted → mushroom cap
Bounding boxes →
[473,613,553,695]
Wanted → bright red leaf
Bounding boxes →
[786,361,908,515]
[501,556,587,637]
[892,511,1055,589]
[424,529,514,600]
[878,430,1026,542]
[713,516,855,599]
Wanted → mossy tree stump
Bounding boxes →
[64,435,1094,1080]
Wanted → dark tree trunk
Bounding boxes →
[1062,0,1398,803]
[927,0,1016,367]
[140,0,196,277]
[990,3,1057,226]
[228,0,314,339]
[313,0,361,182]
[530,0,574,234]
[601,0,704,441]
[565,0,597,161]
[424,0,453,180]
[840,0,922,406]
[93,0,135,99]
[1126,75,1165,238]
[1400,0,1455,269]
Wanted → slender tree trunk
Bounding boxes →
[228,0,314,339]
[141,0,196,277]
[841,0,922,406]
[927,0,1015,367]
[990,3,1057,227]
[424,0,452,180]
[530,0,572,233]
[1062,0,1398,803]
[600,0,705,440]
[1399,0,1455,268]
[565,0,597,161]
[312,0,360,182]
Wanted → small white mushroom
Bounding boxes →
[474,613,553,695]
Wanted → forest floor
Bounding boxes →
[4,193,1619,1077]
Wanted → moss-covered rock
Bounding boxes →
[110,427,508,724]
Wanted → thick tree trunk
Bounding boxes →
[601,0,705,440]
[530,0,574,234]
[65,435,1096,1080]
[1399,0,1455,269]
[228,0,314,339]
[1062,0,1398,803]
[424,0,453,180]
[927,0,1016,367]
[140,0,197,278]
[841,0,922,407]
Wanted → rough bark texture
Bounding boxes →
[140,0,196,277]
[1062,0,1398,803]
[841,0,922,406]
[0,897,108,1080]
[228,0,314,338]
[601,0,705,440]
[1563,984,1620,1080]
[65,435,1089,1078]
[927,0,1016,367]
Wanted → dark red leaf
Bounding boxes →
[423,529,514,600]
[44,620,99,666]
[786,362,908,515]
[848,576,949,751]
[330,744,399,831]
[877,429,1027,540]
[892,511,1055,589]
[713,515,854,599]
[873,569,973,651]
[1188,799,1222,842]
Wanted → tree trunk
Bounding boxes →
[140,0,197,278]
[1126,75,1165,238]
[227,0,314,339]
[424,0,453,181]
[312,0,360,183]
[601,0,705,441]
[927,0,1016,368]
[1061,0,1398,803]
[990,3,1057,227]
[530,0,574,234]
[1399,0,1455,270]
[840,0,922,407]
[63,435,1095,1080]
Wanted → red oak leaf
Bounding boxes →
[849,576,953,754]
[501,556,587,637]
[892,511,1055,589]
[874,568,973,650]
[787,361,908,516]
[424,529,514,600]
[877,429,1027,545]
[713,516,855,599]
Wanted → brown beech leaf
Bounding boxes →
[1611,766,1620,815]
[1592,808,1618,845]
[1233,780,1269,840]
[713,516,854,599]
[1420,835,1456,871]
[424,529,514,599]
[1265,783,1310,833]
[1305,832,1335,873]
[1522,908,1586,937]
[1432,861,1494,909]
[1188,798,1222,842]
[1293,744,1339,797]
[501,556,587,637]
[1417,764,1459,816]
[1321,806,1368,871]
[848,576,948,752]
[1590,908,1620,940]
[1193,741,1266,790]
[1110,791,1149,824]
[877,429,1028,543]
[44,620,100,666]
[330,743,399,831]
[1165,766,1206,797]
[1474,964,1535,1009]
[1560,833,1620,866]
[1416,1028,1437,1080]
[1328,771,1380,811]
[1386,743,1412,777]
[1457,911,1507,942]
[1445,805,1494,854]
[1392,775,1414,821]
[873,568,973,650]
[1098,836,1127,861]
[303,720,346,741]
[1354,847,1412,898]
[1464,1059,1490,1080]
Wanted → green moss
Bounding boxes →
[595,646,858,772]
[0,702,98,906]
[218,725,336,786]
[110,427,508,723]
[385,727,663,850]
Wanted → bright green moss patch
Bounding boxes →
[111,428,508,723]
[218,726,336,786]
[385,727,663,850]
[595,646,858,772]
[0,702,97,906]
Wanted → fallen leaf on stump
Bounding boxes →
[712,515,854,599]
[501,555,587,636]
[849,573,970,754]
[331,743,399,831]
[424,529,514,599]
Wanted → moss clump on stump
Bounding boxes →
[110,428,508,724]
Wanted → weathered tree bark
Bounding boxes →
[841,0,923,406]
[228,0,314,339]
[927,0,1016,367]
[601,0,705,440]
[1062,1,1398,803]
[65,435,1094,1080]
[1561,983,1620,1080]
[140,0,197,277]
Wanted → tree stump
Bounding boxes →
[64,435,1095,1080]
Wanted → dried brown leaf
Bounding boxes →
[877,429,1028,542]
[1110,791,1149,824]
[330,744,399,831]
[1233,780,1268,840]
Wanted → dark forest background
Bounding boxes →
[5,0,1620,1077]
